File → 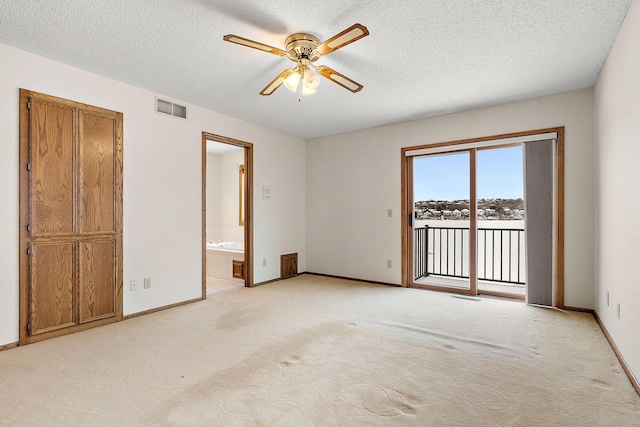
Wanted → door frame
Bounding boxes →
[18,89,124,345]
[401,127,565,307]
[201,132,254,296]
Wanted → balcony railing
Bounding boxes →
[414,225,525,284]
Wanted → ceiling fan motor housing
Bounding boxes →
[285,33,321,62]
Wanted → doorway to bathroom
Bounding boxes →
[202,132,253,297]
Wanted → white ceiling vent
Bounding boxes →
[156,97,187,119]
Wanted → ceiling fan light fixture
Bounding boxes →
[301,85,316,96]
[283,70,300,92]
[303,68,320,89]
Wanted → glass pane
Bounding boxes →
[476,146,525,297]
[413,152,470,290]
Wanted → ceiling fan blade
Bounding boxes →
[223,34,287,56]
[316,23,369,56]
[316,66,363,93]
[260,69,295,96]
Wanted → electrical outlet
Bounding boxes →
[263,258,267,267]
[387,260,392,268]
[130,280,138,291]
[144,277,151,289]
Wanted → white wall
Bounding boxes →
[206,150,244,244]
[0,42,306,346]
[594,0,640,382]
[220,151,245,243]
[307,88,595,309]
[206,153,222,241]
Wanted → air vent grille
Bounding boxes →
[156,97,187,119]
[172,104,187,118]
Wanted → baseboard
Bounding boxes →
[123,297,202,320]
[252,277,286,287]
[563,305,594,313]
[0,342,19,352]
[304,272,401,288]
[594,311,640,397]
[253,272,333,287]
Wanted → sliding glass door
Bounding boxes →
[476,146,526,298]
[403,129,563,306]
[413,151,471,292]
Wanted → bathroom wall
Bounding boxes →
[206,152,222,241]
[220,151,245,243]
[206,150,244,244]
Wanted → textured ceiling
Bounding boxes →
[0,0,632,139]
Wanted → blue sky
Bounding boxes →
[414,146,524,201]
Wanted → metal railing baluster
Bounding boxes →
[414,225,524,285]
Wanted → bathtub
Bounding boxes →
[206,241,244,280]
[207,241,244,253]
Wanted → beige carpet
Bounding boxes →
[1,275,638,426]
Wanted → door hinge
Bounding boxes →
[27,224,31,232]
[26,163,31,171]
[26,247,31,256]
[26,101,31,110]
[26,323,31,332]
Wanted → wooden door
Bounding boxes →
[19,89,123,344]
[281,253,298,279]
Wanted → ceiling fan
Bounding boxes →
[223,23,369,98]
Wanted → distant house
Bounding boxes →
[484,208,496,217]
[429,209,442,219]
[461,209,470,217]
[452,209,462,219]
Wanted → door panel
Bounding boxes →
[412,151,471,291]
[524,140,555,306]
[476,146,526,298]
[79,112,116,234]
[280,253,298,279]
[30,101,74,237]
[79,240,116,323]
[20,89,124,345]
[30,243,75,335]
